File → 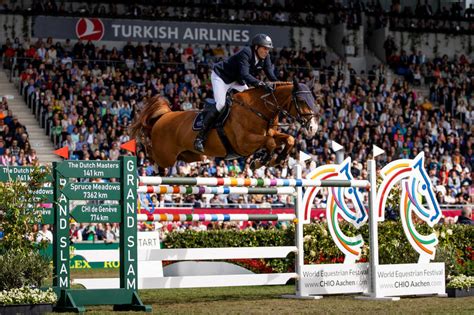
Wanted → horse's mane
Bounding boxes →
[129,95,171,142]
[271,81,293,86]
[245,81,293,90]
[239,81,293,97]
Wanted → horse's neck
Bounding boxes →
[238,86,292,118]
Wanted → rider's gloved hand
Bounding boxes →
[258,81,274,94]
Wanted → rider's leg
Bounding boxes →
[229,82,249,93]
[212,71,229,112]
[194,71,228,153]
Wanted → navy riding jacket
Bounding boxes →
[213,46,278,87]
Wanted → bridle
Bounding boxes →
[289,90,318,129]
[235,86,316,129]
[253,84,317,129]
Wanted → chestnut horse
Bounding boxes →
[130,78,318,168]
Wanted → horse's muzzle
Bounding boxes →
[306,117,318,137]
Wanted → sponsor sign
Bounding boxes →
[375,263,445,296]
[34,16,292,46]
[76,18,104,41]
[300,263,369,295]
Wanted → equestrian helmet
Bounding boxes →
[251,34,273,49]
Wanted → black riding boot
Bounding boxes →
[194,106,220,153]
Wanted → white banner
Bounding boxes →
[375,263,445,296]
[137,231,163,277]
[137,231,161,249]
[300,263,369,295]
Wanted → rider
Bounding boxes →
[194,33,279,153]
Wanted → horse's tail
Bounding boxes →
[129,95,171,150]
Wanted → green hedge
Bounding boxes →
[162,222,473,277]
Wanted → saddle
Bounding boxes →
[192,94,233,131]
[192,91,241,160]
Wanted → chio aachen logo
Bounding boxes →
[76,18,105,41]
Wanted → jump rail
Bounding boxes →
[137,213,296,222]
[137,185,296,194]
[139,177,370,188]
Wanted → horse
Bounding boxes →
[130,78,319,168]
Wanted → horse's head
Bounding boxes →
[290,77,318,137]
[410,153,441,225]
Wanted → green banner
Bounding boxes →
[71,204,121,223]
[56,161,120,178]
[0,166,52,182]
[121,156,138,289]
[39,207,54,224]
[53,171,70,289]
[31,187,54,202]
[62,182,121,200]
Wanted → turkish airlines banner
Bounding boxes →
[33,16,292,47]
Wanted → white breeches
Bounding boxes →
[211,71,249,111]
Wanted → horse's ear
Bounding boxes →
[292,77,299,92]
[308,77,315,89]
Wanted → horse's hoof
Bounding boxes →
[275,154,288,166]
[275,158,285,166]
[250,160,263,170]
[250,160,257,170]
[193,141,205,153]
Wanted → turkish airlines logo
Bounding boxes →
[76,18,104,41]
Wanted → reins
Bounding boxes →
[232,83,317,130]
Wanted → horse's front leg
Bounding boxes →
[267,130,295,166]
[249,134,278,170]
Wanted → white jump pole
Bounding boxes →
[295,164,304,295]
[356,156,399,301]
[368,159,380,296]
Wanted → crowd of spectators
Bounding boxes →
[0,96,39,165]
[0,35,471,213]
[2,0,473,32]
[0,0,335,27]
[69,222,120,243]
[0,13,470,243]
[384,39,474,126]
[367,1,474,34]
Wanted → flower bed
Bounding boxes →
[0,287,57,305]
[446,275,474,298]
[161,223,473,277]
